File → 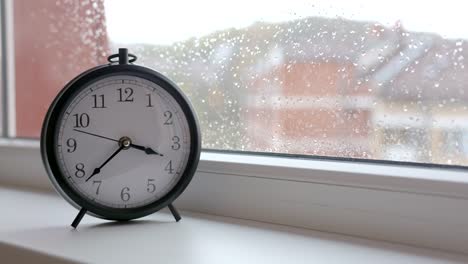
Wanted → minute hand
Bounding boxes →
[73,129,163,156]
[86,145,124,182]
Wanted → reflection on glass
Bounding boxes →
[13,0,468,166]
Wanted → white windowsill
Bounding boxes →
[1,138,468,255]
[1,187,467,264]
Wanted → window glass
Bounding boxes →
[12,0,468,166]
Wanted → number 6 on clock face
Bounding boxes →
[41,54,201,222]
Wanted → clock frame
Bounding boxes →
[40,49,201,228]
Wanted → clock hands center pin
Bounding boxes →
[73,129,164,156]
[85,136,134,182]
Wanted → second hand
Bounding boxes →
[73,129,163,156]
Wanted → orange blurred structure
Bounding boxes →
[14,0,109,137]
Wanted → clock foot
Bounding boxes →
[71,208,87,229]
[168,203,181,222]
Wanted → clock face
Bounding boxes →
[53,74,191,209]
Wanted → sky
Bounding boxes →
[104,0,468,45]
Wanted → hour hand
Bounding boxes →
[130,143,164,156]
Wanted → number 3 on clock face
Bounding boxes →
[42,62,201,221]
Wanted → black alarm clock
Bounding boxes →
[41,48,201,228]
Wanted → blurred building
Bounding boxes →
[244,19,468,164]
[13,0,109,137]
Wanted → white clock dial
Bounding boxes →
[54,75,191,209]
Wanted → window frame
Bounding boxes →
[1,138,468,255]
[0,0,15,138]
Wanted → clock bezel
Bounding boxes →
[41,63,201,221]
